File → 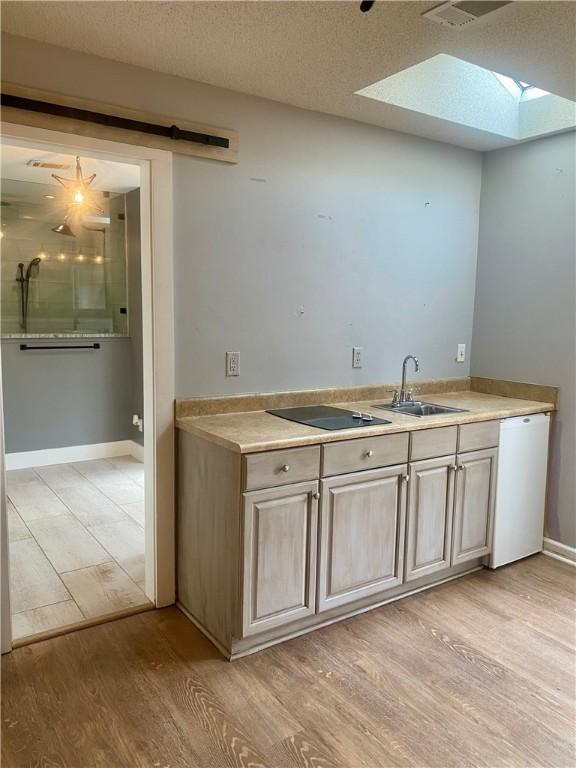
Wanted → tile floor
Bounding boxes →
[7,455,150,641]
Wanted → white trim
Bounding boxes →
[130,441,145,462]
[0,123,175,647]
[5,441,144,470]
[542,537,576,566]
[1,354,12,654]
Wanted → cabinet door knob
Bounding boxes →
[313,492,320,500]
[458,465,464,471]
[364,450,374,458]
[451,465,457,471]
[281,464,290,472]
[403,474,410,482]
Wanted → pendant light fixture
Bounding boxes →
[50,156,103,236]
[52,156,103,217]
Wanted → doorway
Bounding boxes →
[0,124,175,650]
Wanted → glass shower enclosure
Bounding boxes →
[1,179,129,336]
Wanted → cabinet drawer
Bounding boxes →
[322,433,409,476]
[244,446,320,491]
[458,421,499,453]
[410,426,457,461]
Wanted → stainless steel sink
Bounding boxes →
[373,401,468,417]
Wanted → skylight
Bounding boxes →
[355,54,575,142]
[492,72,550,101]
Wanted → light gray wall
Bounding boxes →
[1,34,482,397]
[1,338,134,452]
[173,118,481,395]
[471,132,576,549]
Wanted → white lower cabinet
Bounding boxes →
[242,480,319,637]
[405,455,456,582]
[318,464,408,612]
[452,448,497,565]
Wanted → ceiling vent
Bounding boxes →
[422,1,511,30]
[25,159,71,170]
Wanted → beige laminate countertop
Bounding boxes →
[176,391,554,454]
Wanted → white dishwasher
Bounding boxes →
[489,412,551,568]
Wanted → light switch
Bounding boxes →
[457,343,466,363]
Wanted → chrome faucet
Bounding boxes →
[392,355,420,405]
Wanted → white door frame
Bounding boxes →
[0,122,175,651]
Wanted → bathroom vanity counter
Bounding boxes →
[176,390,554,453]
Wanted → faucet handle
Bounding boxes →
[405,390,414,402]
[392,390,401,405]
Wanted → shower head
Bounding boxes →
[51,220,76,237]
[26,257,42,280]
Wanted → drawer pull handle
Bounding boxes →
[364,450,374,458]
[281,464,291,472]
[313,492,320,500]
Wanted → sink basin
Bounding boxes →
[373,401,468,417]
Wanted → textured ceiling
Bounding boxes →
[1,1,575,150]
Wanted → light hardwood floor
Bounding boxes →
[2,554,574,768]
[6,456,150,640]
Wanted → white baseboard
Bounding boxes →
[6,440,144,470]
[542,537,576,566]
[130,441,144,462]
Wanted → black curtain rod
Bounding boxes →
[1,93,230,149]
[20,343,101,351]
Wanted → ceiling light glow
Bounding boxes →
[52,156,102,231]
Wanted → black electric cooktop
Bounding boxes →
[266,405,391,431]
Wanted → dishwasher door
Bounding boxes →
[489,413,551,568]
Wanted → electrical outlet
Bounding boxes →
[456,343,466,363]
[352,347,363,369]
[226,351,240,376]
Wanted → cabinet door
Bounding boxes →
[452,448,497,565]
[318,465,407,612]
[242,481,318,637]
[405,456,456,582]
